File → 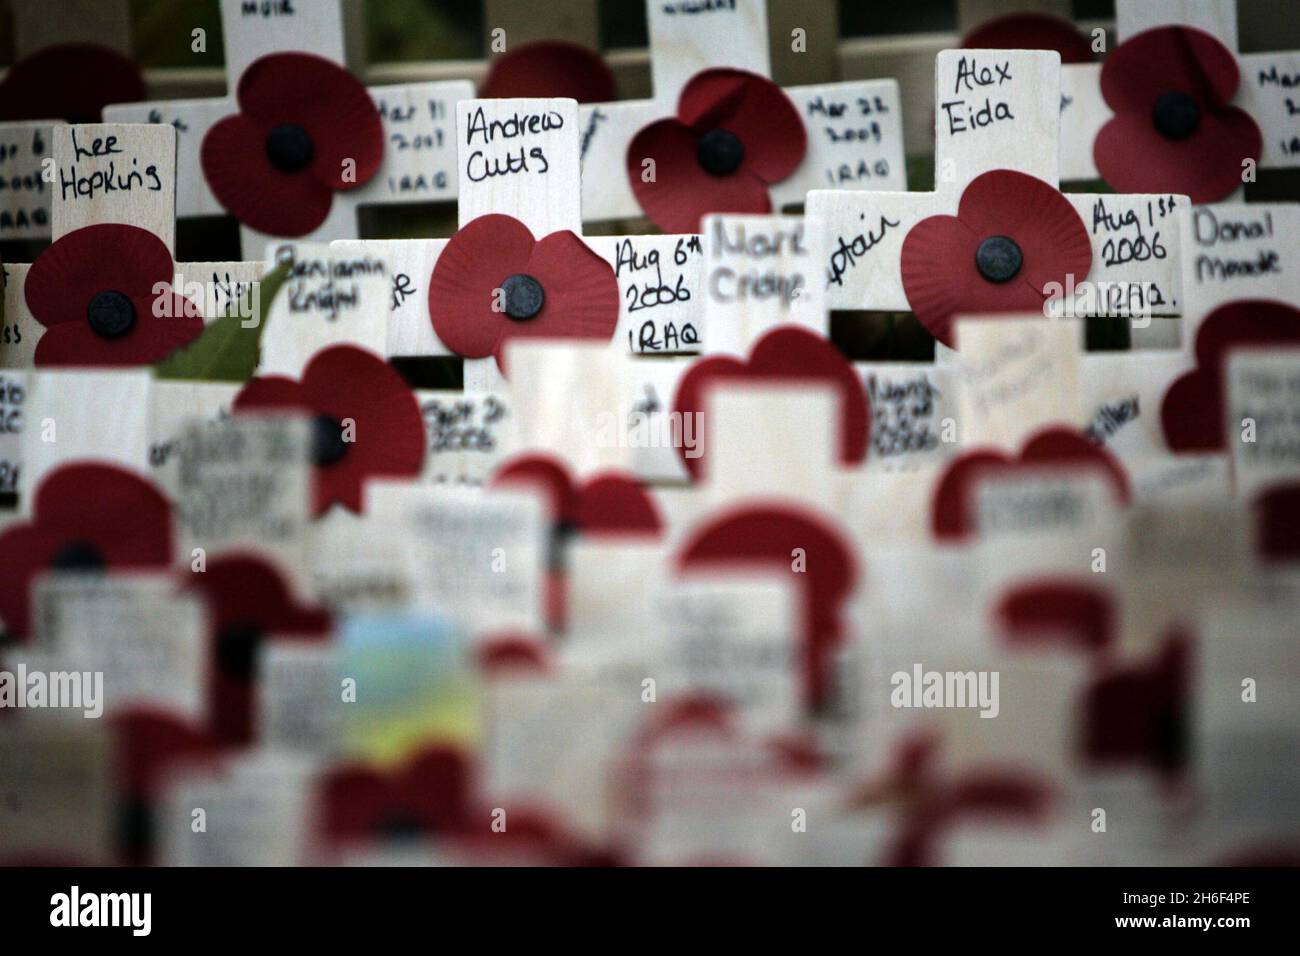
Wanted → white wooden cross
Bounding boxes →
[103,0,473,258]
[0,120,281,365]
[1077,200,1300,471]
[0,123,293,509]
[1176,200,1300,348]
[577,0,908,225]
[807,50,1189,346]
[1059,0,1300,185]
[333,96,711,394]
[0,122,177,367]
[608,208,846,485]
[1,123,177,505]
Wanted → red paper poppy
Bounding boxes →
[479,40,617,104]
[620,697,823,835]
[995,579,1115,653]
[931,426,1131,541]
[427,214,619,369]
[492,453,663,535]
[24,223,203,367]
[477,632,551,676]
[1094,26,1262,203]
[627,69,806,233]
[233,345,426,515]
[1255,484,1300,563]
[201,52,382,237]
[901,170,1092,348]
[1161,300,1300,452]
[961,14,1096,64]
[320,745,473,841]
[672,325,869,480]
[677,503,857,712]
[1083,629,1188,775]
[111,708,221,864]
[890,765,1055,866]
[184,553,332,746]
[0,463,173,641]
[443,807,619,866]
[491,453,662,631]
[0,43,145,123]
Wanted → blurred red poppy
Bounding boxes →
[678,503,857,713]
[491,453,661,631]
[672,325,869,480]
[628,69,806,232]
[901,170,1092,348]
[201,52,382,237]
[0,463,173,641]
[428,214,619,370]
[25,223,203,366]
[1094,26,1261,203]
[111,709,221,864]
[0,43,144,122]
[320,745,473,840]
[1160,300,1300,452]
[233,345,426,515]
[184,553,331,746]
[931,426,1131,541]
[479,40,617,103]
[1255,484,1300,563]
[996,579,1115,652]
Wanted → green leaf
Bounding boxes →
[153,261,291,382]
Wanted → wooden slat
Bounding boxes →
[957,0,1072,33]
[768,0,840,85]
[483,0,599,49]
[7,20,1118,160]
[11,0,131,56]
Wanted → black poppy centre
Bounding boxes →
[86,290,136,339]
[696,128,745,177]
[265,123,316,174]
[1151,91,1201,141]
[500,273,546,322]
[51,538,106,571]
[216,621,263,682]
[313,414,349,467]
[975,235,1024,283]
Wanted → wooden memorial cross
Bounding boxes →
[577,0,908,226]
[4,123,175,509]
[1076,199,1300,467]
[807,49,1189,348]
[0,119,282,366]
[1059,0,1300,186]
[609,208,844,486]
[103,0,472,257]
[1177,200,1300,348]
[334,95,712,396]
[1,122,180,369]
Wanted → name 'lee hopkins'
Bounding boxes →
[0,664,103,718]
[891,665,1000,718]
[50,887,151,937]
